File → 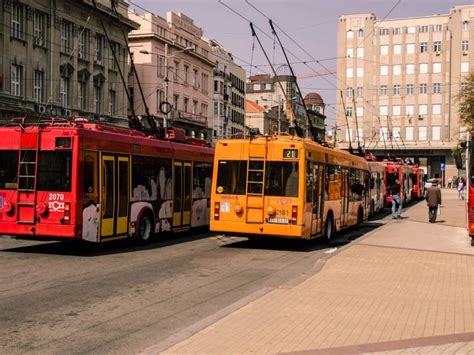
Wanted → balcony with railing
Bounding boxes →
[172,110,208,127]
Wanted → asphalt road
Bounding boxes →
[0,214,389,354]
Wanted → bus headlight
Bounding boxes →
[267,206,276,216]
[234,204,243,214]
[3,200,13,214]
[36,202,49,216]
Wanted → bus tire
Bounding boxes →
[325,214,334,244]
[138,213,154,243]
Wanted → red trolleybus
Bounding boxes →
[0,119,213,243]
[210,136,370,242]
[368,161,386,216]
[467,130,474,239]
[384,162,413,206]
[410,166,426,200]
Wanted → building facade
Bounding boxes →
[207,39,245,142]
[0,0,138,125]
[128,11,214,140]
[245,99,281,135]
[337,5,474,181]
[246,73,325,138]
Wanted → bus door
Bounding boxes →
[173,161,192,229]
[310,164,324,235]
[340,168,350,227]
[246,160,265,223]
[99,154,130,240]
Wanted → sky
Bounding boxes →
[129,0,474,127]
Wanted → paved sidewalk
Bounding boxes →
[155,189,474,354]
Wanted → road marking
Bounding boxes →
[325,247,338,254]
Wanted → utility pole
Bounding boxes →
[164,43,169,128]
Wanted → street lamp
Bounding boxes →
[139,45,194,128]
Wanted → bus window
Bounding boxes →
[325,166,341,201]
[0,150,18,189]
[216,160,247,195]
[37,151,72,192]
[265,162,298,197]
[349,169,365,200]
[306,162,314,202]
[193,163,212,199]
[84,151,98,205]
[132,156,172,201]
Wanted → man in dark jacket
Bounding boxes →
[425,179,442,223]
[391,179,402,219]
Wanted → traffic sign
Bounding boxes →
[440,163,445,171]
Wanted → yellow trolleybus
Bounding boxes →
[210,135,370,242]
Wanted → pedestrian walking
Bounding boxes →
[425,179,442,223]
[391,179,402,219]
[457,178,465,200]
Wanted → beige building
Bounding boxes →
[246,74,326,139]
[128,11,214,140]
[0,0,138,125]
[337,5,474,181]
[246,73,326,139]
[206,39,246,142]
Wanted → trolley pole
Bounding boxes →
[278,96,281,135]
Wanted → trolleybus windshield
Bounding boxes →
[216,160,247,195]
[0,150,19,189]
[37,151,72,192]
[264,161,299,197]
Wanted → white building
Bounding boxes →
[336,4,474,181]
[207,39,246,142]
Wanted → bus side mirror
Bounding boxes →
[454,150,464,170]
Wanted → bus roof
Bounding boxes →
[0,122,214,158]
[215,136,369,170]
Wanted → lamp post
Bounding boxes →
[139,45,194,128]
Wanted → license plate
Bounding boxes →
[267,217,289,224]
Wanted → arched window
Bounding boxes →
[358,29,364,38]
[463,21,469,31]
[346,30,353,39]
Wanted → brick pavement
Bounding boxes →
[156,189,474,354]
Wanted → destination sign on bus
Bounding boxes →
[283,149,298,159]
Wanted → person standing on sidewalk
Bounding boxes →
[457,177,465,200]
[425,179,442,223]
[391,179,402,219]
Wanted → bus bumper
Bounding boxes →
[210,220,305,239]
[0,222,79,239]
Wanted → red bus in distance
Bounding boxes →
[410,166,426,200]
[384,162,413,206]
